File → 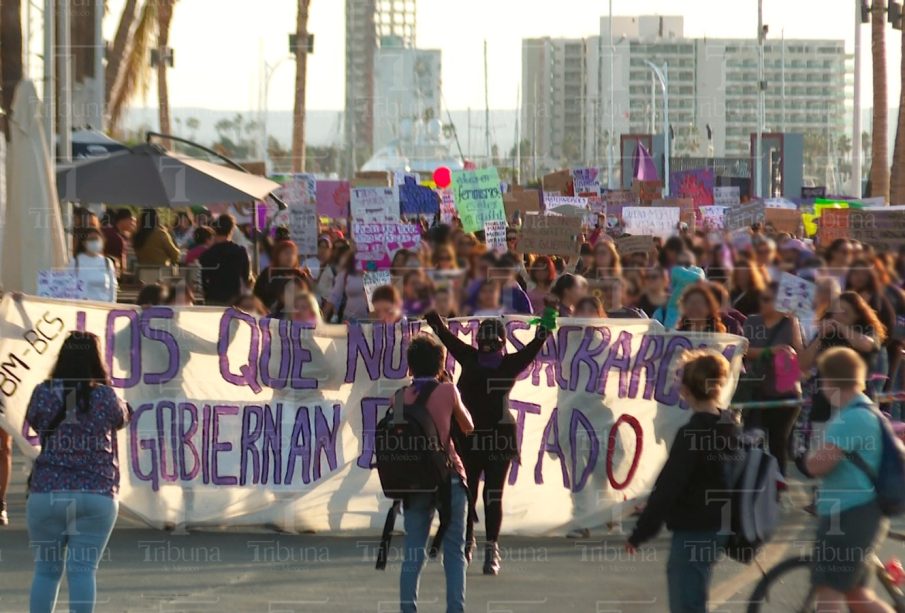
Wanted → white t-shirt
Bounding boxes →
[69,253,117,302]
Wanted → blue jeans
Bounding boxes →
[400,476,467,613]
[666,530,727,613]
[27,492,118,613]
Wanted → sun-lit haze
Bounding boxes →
[104,0,903,112]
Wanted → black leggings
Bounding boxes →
[744,404,801,476]
[464,455,510,543]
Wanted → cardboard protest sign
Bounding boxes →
[622,206,680,238]
[351,187,398,223]
[483,220,508,253]
[399,182,439,216]
[699,206,727,232]
[273,173,316,209]
[393,171,421,186]
[632,180,662,205]
[764,209,802,236]
[572,167,601,195]
[288,206,319,255]
[0,296,745,534]
[776,272,816,322]
[352,171,391,187]
[503,189,542,218]
[847,209,905,251]
[315,180,351,219]
[818,208,850,245]
[362,270,392,311]
[669,168,714,206]
[352,222,421,269]
[451,168,507,233]
[542,169,573,195]
[616,235,655,256]
[724,202,766,231]
[36,270,86,300]
[602,189,639,207]
[713,186,741,207]
[518,214,582,256]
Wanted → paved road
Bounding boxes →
[0,459,901,612]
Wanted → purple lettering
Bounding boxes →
[239,405,263,486]
[140,307,179,385]
[218,310,262,393]
[178,402,200,481]
[259,319,290,389]
[628,334,664,400]
[534,408,570,488]
[105,310,141,388]
[508,400,541,485]
[262,403,283,484]
[211,405,238,485]
[285,406,311,485]
[345,323,384,383]
[569,409,599,492]
[313,404,341,481]
[357,397,390,469]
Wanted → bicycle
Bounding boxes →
[746,529,905,612]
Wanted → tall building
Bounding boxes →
[526,15,847,177]
[522,38,589,170]
[344,0,417,169]
[372,46,442,151]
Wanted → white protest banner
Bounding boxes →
[362,271,392,310]
[0,297,746,534]
[484,219,508,254]
[713,186,740,207]
[622,206,680,238]
[776,272,815,321]
[36,270,86,300]
[351,187,399,223]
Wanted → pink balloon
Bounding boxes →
[433,166,452,188]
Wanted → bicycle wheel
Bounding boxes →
[747,555,816,613]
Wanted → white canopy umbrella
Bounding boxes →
[1,80,69,293]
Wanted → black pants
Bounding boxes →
[463,454,510,543]
[744,404,800,476]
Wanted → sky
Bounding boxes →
[103,0,903,113]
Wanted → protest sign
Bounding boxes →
[847,209,905,251]
[503,189,542,218]
[572,167,601,195]
[273,173,316,209]
[439,188,456,224]
[518,214,582,257]
[764,209,802,235]
[713,186,741,207]
[0,296,745,533]
[351,187,398,223]
[451,168,507,233]
[632,180,663,205]
[484,220,508,253]
[544,195,589,212]
[699,206,727,232]
[288,206,319,255]
[623,206,679,238]
[615,235,654,256]
[362,271,392,310]
[776,272,816,322]
[36,270,86,300]
[352,222,421,269]
[399,182,440,216]
[542,169,573,195]
[393,171,420,186]
[669,168,714,206]
[818,208,850,245]
[352,171,391,187]
[653,198,696,229]
[315,180,351,219]
[724,202,766,231]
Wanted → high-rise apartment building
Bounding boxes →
[344,0,417,168]
[525,15,847,176]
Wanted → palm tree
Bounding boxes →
[105,0,139,107]
[869,0,890,201]
[107,0,159,133]
[291,0,312,172]
[156,0,176,143]
[0,0,23,136]
[890,27,905,203]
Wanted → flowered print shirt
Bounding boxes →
[25,381,130,497]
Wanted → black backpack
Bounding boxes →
[374,381,452,499]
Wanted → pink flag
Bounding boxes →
[633,142,659,182]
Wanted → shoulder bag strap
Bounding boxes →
[841,404,882,487]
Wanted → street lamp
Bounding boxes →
[643,59,670,197]
[260,56,292,175]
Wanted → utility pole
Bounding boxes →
[755,0,766,199]
[42,0,54,157]
[608,0,616,189]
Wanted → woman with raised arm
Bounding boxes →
[424,310,552,575]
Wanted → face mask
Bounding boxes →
[85,239,103,254]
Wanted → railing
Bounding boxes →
[731,391,905,412]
